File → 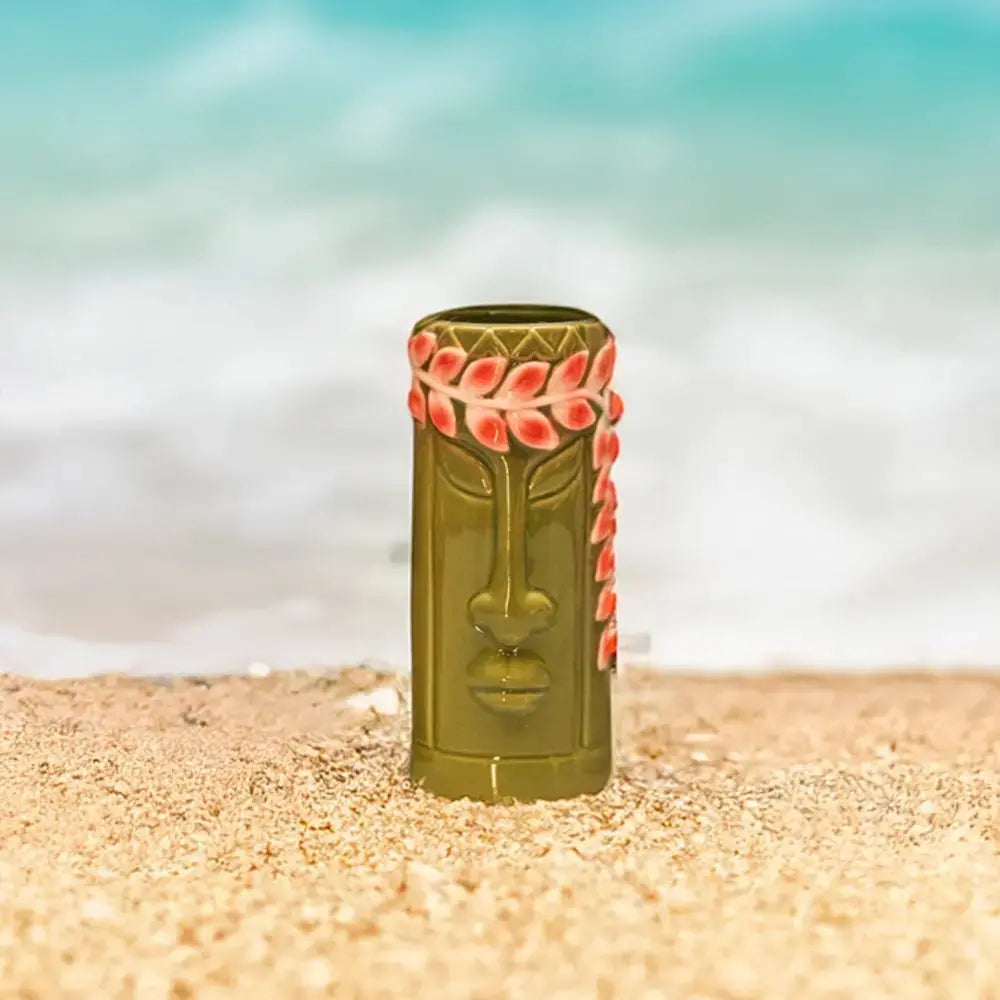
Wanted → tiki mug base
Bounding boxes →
[411,743,611,803]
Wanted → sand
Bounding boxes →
[2,667,1000,999]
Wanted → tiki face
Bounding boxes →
[432,433,589,756]
[408,305,622,769]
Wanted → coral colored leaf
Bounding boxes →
[595,543,615,581]
[459,357,507,396]
[429,347,467,383]
[591,470,617,508]
[596,583,616,622]
[593,428,620,467]
[607,430,620,463]
[548,351,589,395]
[428,391,457,436]
[608,390,625,422]
[598,623,618,670]
[466,406,509,452]
[498,361,549,399]
[586,341,616,392]
[602,477,618,511]
[590,504,615,544]
[407,379,426,425]
[592,465,610,504]
[407,331,436,368]
[508,409,559,450]
[551,398,596,430]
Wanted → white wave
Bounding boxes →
[1,204,999,676]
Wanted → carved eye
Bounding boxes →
[439,439,493,497]
[529,439,583,501]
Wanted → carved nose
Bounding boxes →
[468,588,555,648]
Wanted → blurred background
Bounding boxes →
[1,0,998,678]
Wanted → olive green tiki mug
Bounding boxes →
[407,304,623,802]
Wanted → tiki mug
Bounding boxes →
[406,304,623,802]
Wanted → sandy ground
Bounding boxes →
[2,667,1000,1000]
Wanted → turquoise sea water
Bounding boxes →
[1,1,999,674]
[4,0,1000,242]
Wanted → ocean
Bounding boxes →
[1,0,999,677]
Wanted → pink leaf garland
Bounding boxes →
[592,428,620,468]
[586,340,616,392]
[429,347,467,383]
[498,361,549,399]
[596,583,616,622]
[547,350,589,395]
[508,410,559,450]
[466,406,509,452]
[595,543,615,581]
[590,505,615,544]
[427,391,457,437]
[598,623,618,671]
[588,348,621,661]
[608,390,625,423]
[459,356,507,395]
[407,379,426,425]
[411,343,620,457]
[551,398,596,430]
[606,431,620,463]
[602,478,618,512]
[460,357,512,452]
[407,331,436,368]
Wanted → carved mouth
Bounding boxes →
[467,650,551,716]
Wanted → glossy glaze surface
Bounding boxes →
[407,304,622,801]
